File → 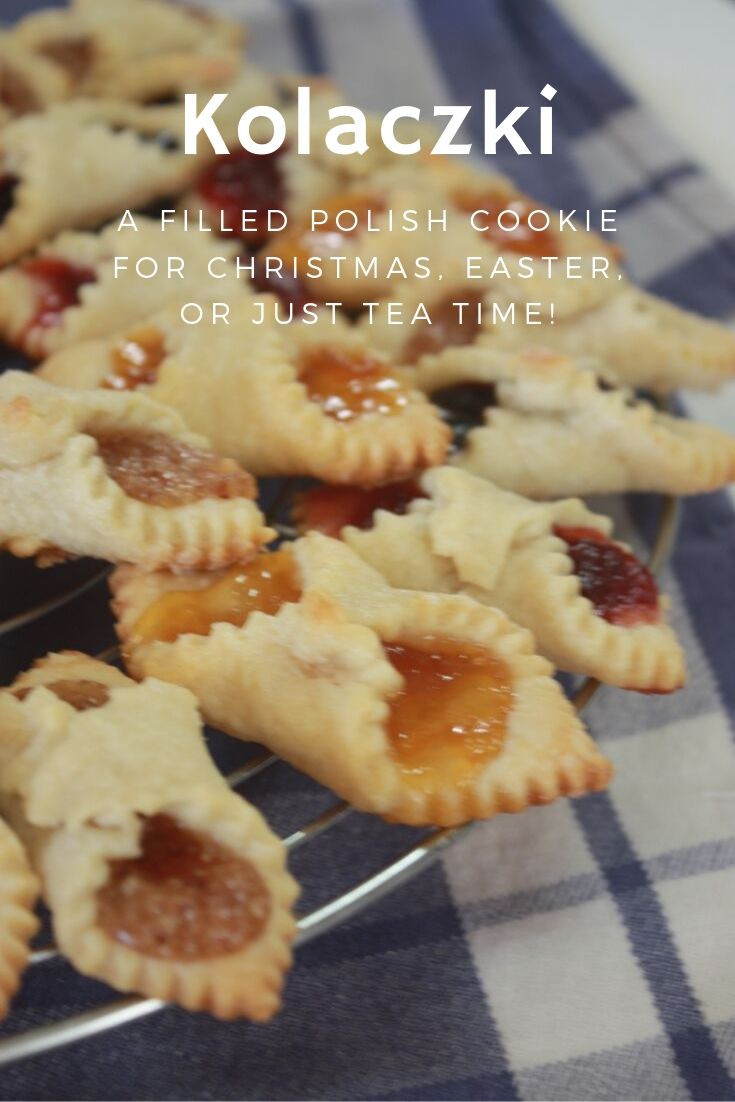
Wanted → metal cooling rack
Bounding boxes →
[0,480,681,1067]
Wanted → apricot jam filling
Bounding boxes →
[0,63,39,115]
[131,549,301,647]
[97,814,271,961]
[385,635,512,793]
[93,430,255,508]
[298,345,408,422]
[554,525,660,627]
[13,679,110,710]
[453,188,558,257]
[197,147,287,244]
[38,37,94,82]
[402,291,485,363]
[294,480,424,538]
[104,327,167,391]
[22,256,97,331]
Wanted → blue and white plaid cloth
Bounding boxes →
[2,1,735,1098]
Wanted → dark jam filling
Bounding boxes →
[295,480,425,538]
[197,147,287,243]
[253,261,310,316]
[430,383,498,449]
[22,257,97,330]
[553,525,660,627]
[0,175,18,226]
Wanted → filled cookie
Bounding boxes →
[0,652,298,1020]
[112,533,612,828]
[0,372,271,569]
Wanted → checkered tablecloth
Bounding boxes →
[2,1,735,1099]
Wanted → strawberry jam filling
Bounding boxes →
[299,345,408,422]
[453,188,558,257]
[295,480,424,538]
[22,256,97,331]
[197,148,287,244]
[385,635,512,793]
[402,290,485,363]
[131,549,300,646]
[554,525,660,627]
[104,327,168,391]
[97,813,270,961]
[13,679,110,710]
[93,430,255,508]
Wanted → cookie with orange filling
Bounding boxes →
[112,533,611,827]
[325,467,685,692]
[0,217,248,360]
[399,345,735,498]
[0,372,271,570]
[0,652,297,1021]
[40,299,450,486]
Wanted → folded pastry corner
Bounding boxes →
[112,534,612,828]
[355,234,735,394]
[0,817,38,1020]
[400,345,735,498]
[0,372,272,570]
[0,99,204,265]
[498,286,735,394]
[297,466,685,692]
[0,651,298,1021]
[40,299,451,487]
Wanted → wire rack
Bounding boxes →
[0,469,682,1068]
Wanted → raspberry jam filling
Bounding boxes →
[554,525,660,627]
[13,679,110,710]
[385,635,512,793]
[299,345,408,422]
[253,263,310,316]
[131,549,301,646]
[22,256,97,331]
[97,814,271,961]
[402,291,485,363]
[38,37,94,82]
[93,430,255,508]
[104,327,168,391]
[0,63,39,115]
[453,188,558,257]
[295,480,424,538]
[197,148,287,243]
